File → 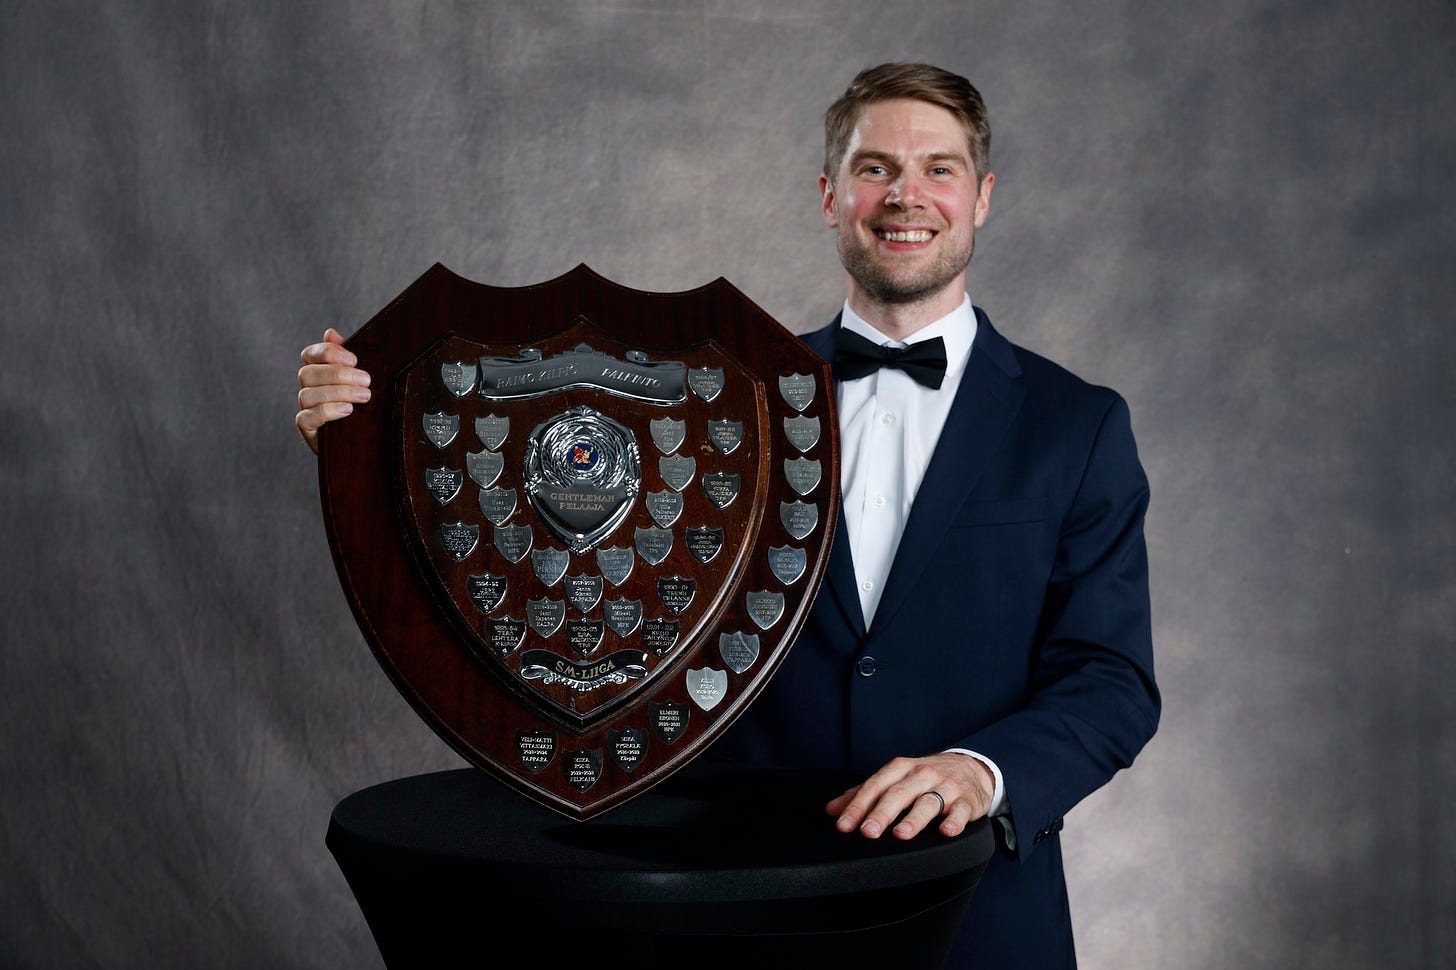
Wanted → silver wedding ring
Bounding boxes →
[923,790,946,814]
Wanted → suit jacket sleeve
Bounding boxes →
[957,392,1159,859]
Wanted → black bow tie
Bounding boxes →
[834,328,948,389]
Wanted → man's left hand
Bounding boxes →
[826,753,994,840]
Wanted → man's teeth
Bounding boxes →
[878,229,933,242]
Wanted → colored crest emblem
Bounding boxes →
[319,264,839,819]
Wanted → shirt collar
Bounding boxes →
[839,294,977,383]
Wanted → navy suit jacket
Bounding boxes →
[712,308,1160,969]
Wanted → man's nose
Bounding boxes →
[885,173,925,208]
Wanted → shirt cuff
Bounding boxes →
[943,747,1008,817]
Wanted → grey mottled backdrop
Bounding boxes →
[3,1,1452,967]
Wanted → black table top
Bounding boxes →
[327,760,995,906]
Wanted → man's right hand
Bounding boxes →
[296,328,372,455]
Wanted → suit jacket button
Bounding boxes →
[856,656,878,677]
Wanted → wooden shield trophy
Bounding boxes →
[318,264,839,819]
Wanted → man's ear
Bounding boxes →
[820,173,839,229]
[974,172,995,228]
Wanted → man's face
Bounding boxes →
[821,98,993,316]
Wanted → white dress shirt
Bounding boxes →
[836,295,1010,825]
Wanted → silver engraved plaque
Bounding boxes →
[467,573,508,613]
[657,577,696,615]
[645,489,683,529]
[466,449,505,489]
[783,414,821,452]
[768,545,807,586]
[517,729,555,771]
[784,457,822,496]
[487,617,527,654]
[423,411,460,449]
[564,573,604,614]
[439,522,479,561]
[495,524,534,563]
[608,728,648,772]
[474,414,510,450]
[425,466,463,505]
[563,749,603,792]
[565,618,604,656]
[641,618,680,656]
[527,597,565,639]
[688,367,725,402]
[603,598,643,638]
[441,361,479,397]
[780,501,818,540]
[634,527,672,566]
[719,631,761,675]
[530,547,569,586]
[479,345,687,403]
[650,700,689,744]
[478,486,518,526]
[595,546,634,587]
[707,419,744,455]
[778,373,815,412]
[659,455,696,492]
[649,416,686,455]
[687,667,728,711]
[702,473,740,510]
[685,527,724,564]
[523,405,641,554]
[746,590,786,630]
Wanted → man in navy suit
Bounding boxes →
[297,62,1158,969]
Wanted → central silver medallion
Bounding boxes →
[523,405,642,554]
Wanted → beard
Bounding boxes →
[837,228,975,306]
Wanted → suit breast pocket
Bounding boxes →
[950,497,1046,529]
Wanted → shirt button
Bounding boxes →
[860,580,874,592]
[880,412,895,425]
[873,495,886,508]
[856,656,878,677]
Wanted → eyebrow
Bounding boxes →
[848,149,970,167]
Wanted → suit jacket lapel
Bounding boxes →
[799,318,867,637]
[869,308,1025,634]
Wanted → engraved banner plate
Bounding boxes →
[319,263,838,819]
